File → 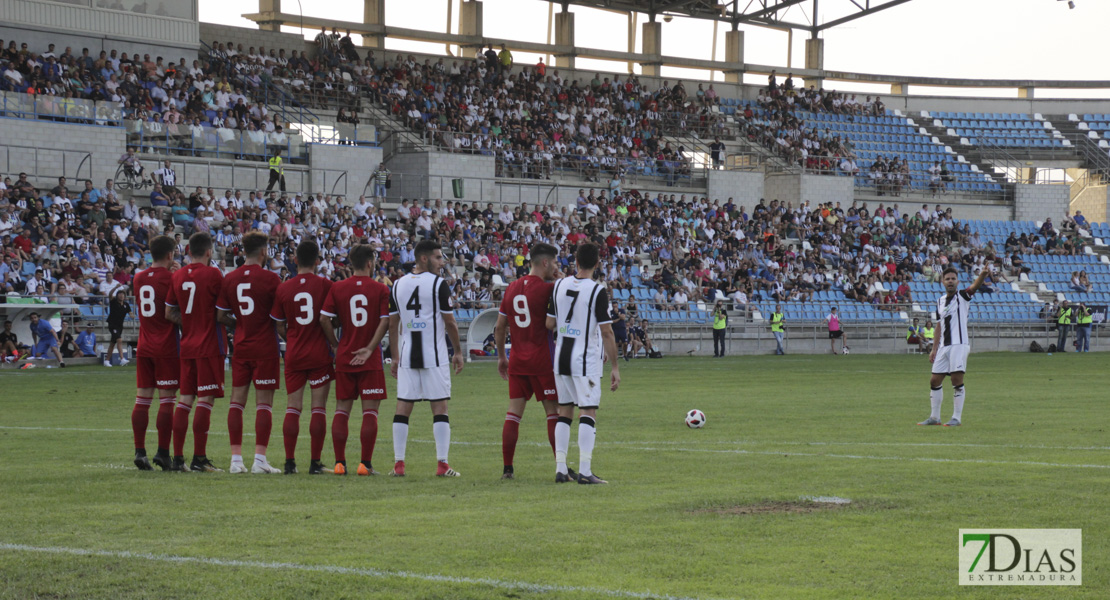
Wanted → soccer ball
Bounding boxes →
[842,347,850,355]
[685,409,706,429]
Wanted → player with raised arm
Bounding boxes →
[918,266,989,427]
[382,240,464,477]
[321,244,391,476]
[216,232,283,474]
[131,234,179,471]
[271,241,334,475]
[495,242,570,480]
[164,232,227,473]
[547,243,621,485]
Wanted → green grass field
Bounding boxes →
[1,353,1107,599]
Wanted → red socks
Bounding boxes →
[156,398,174,451]
[193,401,213,456]
[132,397,152,450]
[283,408,301,461]
[546,413,558,455]
[502,411,521,467]
[256,404,273,449]
[309,408,327,461]
[172,402,192,457]
[227,402,245,448]
[332,409,350,464]
[360,410,378,464]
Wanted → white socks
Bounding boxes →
[554,417,571,475]
[231,454,244,465]
[578,416,596,477]
[433,415,450,463]
[392,414,409,462]
[929,386,943,421]
[253,453,267,465]
[952,385,965,421]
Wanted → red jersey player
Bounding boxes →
[216,232,282,474]
[495,243,568,480]
[164,232,226,473]
[270,240,334,475]
[131,235,179,472]
[320,244,391,476]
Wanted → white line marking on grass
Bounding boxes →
[6,427,1110,453]
[0,543,721,600]
[619,446,1110,470]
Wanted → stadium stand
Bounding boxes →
[2,32,1109,360]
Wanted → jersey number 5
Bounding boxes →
[512,296,530,328]
[237,283,254,315]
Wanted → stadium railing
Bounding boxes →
[0,91,124,127]
[124,119,307,164]
[0,143,93,184]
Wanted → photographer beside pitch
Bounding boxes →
[918,266,989,427]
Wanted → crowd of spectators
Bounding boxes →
[4,142,1088,328]
[0,37,295,161]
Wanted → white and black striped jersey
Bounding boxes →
[389,271,453,369]
[935,288,975,347]
[547,276,612,377]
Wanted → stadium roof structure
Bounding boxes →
[542,0,917,35]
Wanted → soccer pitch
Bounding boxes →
[1,353,1106,599]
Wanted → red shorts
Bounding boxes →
[231,357,280,390]
[335,370,388,401]
[180,356,226,398]
[285,364,335,392]
[509,372,558,402]
[136,356,180,391]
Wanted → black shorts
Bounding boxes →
[829,330,843,339]
[109,327,123,344]
[614,330,628,344]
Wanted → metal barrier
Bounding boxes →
[0,91,123,126]
[0,144,93,183]
[124,119,307,163]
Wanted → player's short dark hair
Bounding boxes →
[414,240,441,260]
[349,244,377,271]
[188,232,212,258]
[576,242,600,270]
[242,231,269,258]
[530,243,557,262]
[942,267,959,278]
[295,241,319,268]
[149,235,174,261]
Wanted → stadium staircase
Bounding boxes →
[916,117,1009,188]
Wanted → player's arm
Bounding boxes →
[929,315,941,362]
[319,312,339,350]
[387,313,399,378]
[165,305,182,326]
[545,294,557,331]
[494,314,510,381]
[274,319,287,340]
[351,318,389,366]
[965,267,990,296]
[600,322,621,392]
[443,311,464,374]
[216,307,236,328]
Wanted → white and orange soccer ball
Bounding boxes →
[685,409,706,429]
